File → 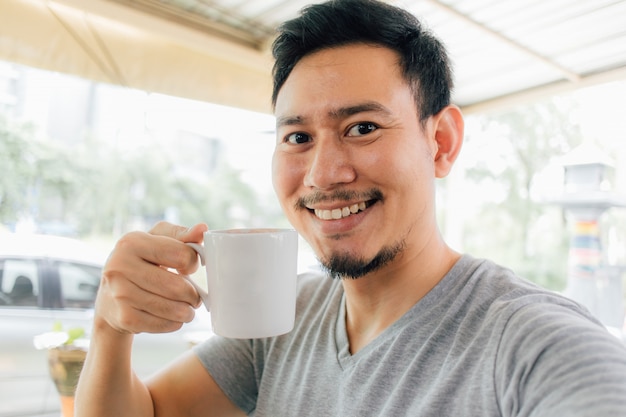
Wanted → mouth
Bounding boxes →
[298,189,383,221]
[307,199,376,220]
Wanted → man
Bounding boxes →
[75,0,626,416]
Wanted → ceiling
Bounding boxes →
[2,0,626,115]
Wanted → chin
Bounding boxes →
[320,241,404,280]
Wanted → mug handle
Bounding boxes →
[186,242,205,266]
[185,242,210,312]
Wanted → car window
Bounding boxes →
[0,259,40,307]
[57,262,100,309]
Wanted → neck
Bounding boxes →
[342,238,459,354]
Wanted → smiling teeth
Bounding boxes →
[314,202,367,220]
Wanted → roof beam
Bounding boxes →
[423,0,583,83]
[462,65,626,115]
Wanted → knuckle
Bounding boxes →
[159,321,184,333]
[184,307,197,323]
[114,231,144,253]
[149,221,187,239]
[163,301,193,324]
[116,312,138,332]
[100,266,127,292]
[178,305,196,324]
[151,220,171,233]
[170,244,196,271]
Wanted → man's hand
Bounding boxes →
[95,222,209,334]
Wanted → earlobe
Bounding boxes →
[432,105,464,178]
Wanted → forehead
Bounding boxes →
[274,44,410,118]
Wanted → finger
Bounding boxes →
[128,309,191,334]
[149,221,208,243]
[96,226,208,334]
[96,286,193,334]
[114,231,198,275]
[98,263,196,333]
[107,240,201,306]
[104,232,201,307]
[147,223,208,275]
[128,287,196,326]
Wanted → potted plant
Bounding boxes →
[34,322,89,417]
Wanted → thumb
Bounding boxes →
[149,221,208,243]
[178,223,209,243]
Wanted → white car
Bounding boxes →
[0,233,212,417]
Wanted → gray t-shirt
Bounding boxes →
[194,255,626,416]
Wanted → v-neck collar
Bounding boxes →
[333,255,469,369]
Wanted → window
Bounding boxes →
[0,259,39,307]
[57,262,101,309]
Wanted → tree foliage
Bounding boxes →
[462,98,585,290]
[1,115,273,238]
[0,116,37,223]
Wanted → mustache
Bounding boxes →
[295,188,383,210]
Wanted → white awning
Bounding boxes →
[2,0,626,115]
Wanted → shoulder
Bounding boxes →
[449,255,609,346]
[461,257,626,381]
[454,255,593,319]
[454,257,626,414]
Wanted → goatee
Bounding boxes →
[321,240,405,279]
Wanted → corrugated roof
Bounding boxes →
[110,0,626,109]
[2,0,625,113]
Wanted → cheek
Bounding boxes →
[380,142,436,198]
[362,141,424,183]
[272,152,301,203]
[271,153,285,199]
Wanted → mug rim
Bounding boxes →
[205,228,296,234]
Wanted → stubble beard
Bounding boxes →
[320,239,406,280]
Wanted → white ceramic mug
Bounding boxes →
[187,228,298,339]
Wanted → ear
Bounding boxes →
[431,105,464,178]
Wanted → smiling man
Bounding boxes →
[75,1,626,416]
[273,45,453,282]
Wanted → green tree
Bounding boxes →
[0,116,37,224]
[1,114,274,238]
[462,97,584,290]
[73,143,265,237]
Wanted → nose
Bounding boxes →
[303,136,356,190]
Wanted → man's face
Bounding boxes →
[272,44,440,278]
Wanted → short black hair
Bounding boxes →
[271,0,454,122]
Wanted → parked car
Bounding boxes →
[0,233,212,417]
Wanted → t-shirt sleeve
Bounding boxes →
[495,300,626,417]
[193,335,258,414]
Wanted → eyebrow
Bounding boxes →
[276,101,392,128]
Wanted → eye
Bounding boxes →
[347,122,378,137]
[285,132,311,144]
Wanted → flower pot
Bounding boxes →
[47,347,87,417]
